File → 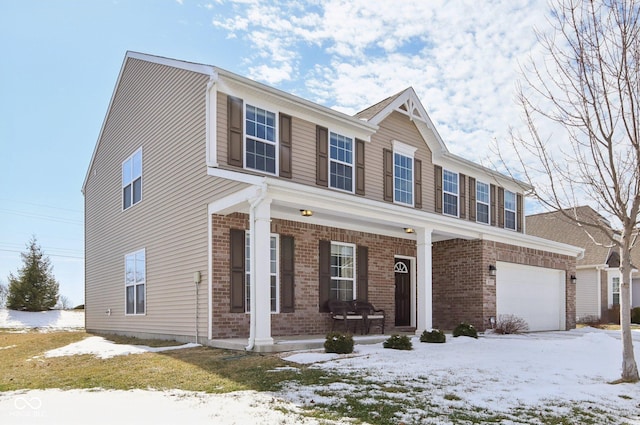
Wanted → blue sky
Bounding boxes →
[0,0,551,306]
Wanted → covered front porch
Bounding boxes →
[205,169,491,352]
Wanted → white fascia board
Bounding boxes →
[265,178,581,257]
[436,151,533,193]
[207,167,267,185]
[214,69,377,141]
[208,185,261,215]
[126,51,216,77]
[577,264,608,270]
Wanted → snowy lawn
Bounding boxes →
[1,309,640,424]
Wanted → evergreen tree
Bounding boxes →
[6,237,59,311]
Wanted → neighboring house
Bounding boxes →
[527,206,639,322]
[83,52,582,351]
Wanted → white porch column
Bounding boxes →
[251,196,273,347]
[415,227,433,335]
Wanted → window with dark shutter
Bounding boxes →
[490,184,497,226]
[227,96,243,168]
[414,158,422,209]
[517,193,523,233]
[279,114,292,179]
[459,173,466,219]
[280,235,295,312]
[356,245,368,301]
[355,139,365,195]
[498,187,505,228]
[383,148,393,202]
[468,177,476,222]
[229,229,245,312]
[318,240,331,312]
[316,126,328,186]
[435,165,443,213]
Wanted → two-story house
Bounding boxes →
[83,52,582,351]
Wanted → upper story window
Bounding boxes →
[125,249,145,315]
[245,232,279,313]
[245,104,277,174]
[504,190,517,230]
[476,181,490,224]
[393,141,416,206]
[329,132,354,192]
[330,242,355,301]
[612,277,620,305]
[122,149,142,210]
[443,169,459,217]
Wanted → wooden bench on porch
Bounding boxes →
[328,300,386,335]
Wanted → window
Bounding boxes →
[476,181,490,224]
[329,132,354,192]
[443,169,458,216]
[245,104,277,174]
[122,149,142,210]
[245,232,279,313]
[330,242,355,301]
[125,249,145,315]
[393,141,416,206]
[504,190,517,230]
[612,277,620,305]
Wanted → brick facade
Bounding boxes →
[212,216,577,338]
[212,213,416,338]
[433,238,577,331]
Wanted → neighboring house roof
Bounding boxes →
[354,89,406,121]
[526,206,628,267]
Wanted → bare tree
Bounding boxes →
[506,0,639,382]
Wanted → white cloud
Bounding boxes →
[209,0,558,196]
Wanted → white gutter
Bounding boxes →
[245,183,268,351]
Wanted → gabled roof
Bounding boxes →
[526,206,618,267]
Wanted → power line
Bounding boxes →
[0,209,83,226]
[0,249,84,260]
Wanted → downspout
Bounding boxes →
[245,183,268,351]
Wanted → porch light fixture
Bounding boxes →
[570,274,577,284]
[488,264,497,277]
[404,227,415,234]
[300,209,313,217]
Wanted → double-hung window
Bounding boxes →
[245,232,279,313]
[504,190,517,230]
[122,149,142,210]
[330,242,355,301]
[612,277,620,305]
[245,104,277,174]
[329,132,354,192]
[393,141,416,206]
[125,249,145,315]
[443,169,459,217]
[476,181,490,224]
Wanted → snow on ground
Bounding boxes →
[2,309,640,424]
[42,335,199,359]
[0,308,84,331]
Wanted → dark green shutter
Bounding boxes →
[280,235,295,313]
[468,177,476,222]
[498,187,505,228]
[279,114,292,178]
[229,229,245,313]
[435,165,443,213]
[355,139,365,195]
[383,149,393,202]
[316,126,328,186]
[459,173,466,219]
[356,246,368,301]
[517,193,523,233]
[318,240,331,312]
[490,184,497,226]
[227,96,243,168]
[414,158,422,209]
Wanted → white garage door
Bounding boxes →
[496,262,566,331]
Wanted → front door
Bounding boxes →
[395,258,411,326]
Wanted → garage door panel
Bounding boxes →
[497,262,566,331]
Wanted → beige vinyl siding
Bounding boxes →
[576,269,600,320]
[368,111,434,210]
[85,58,244,339]
[216,91,229,168]
[290,116,318,187]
